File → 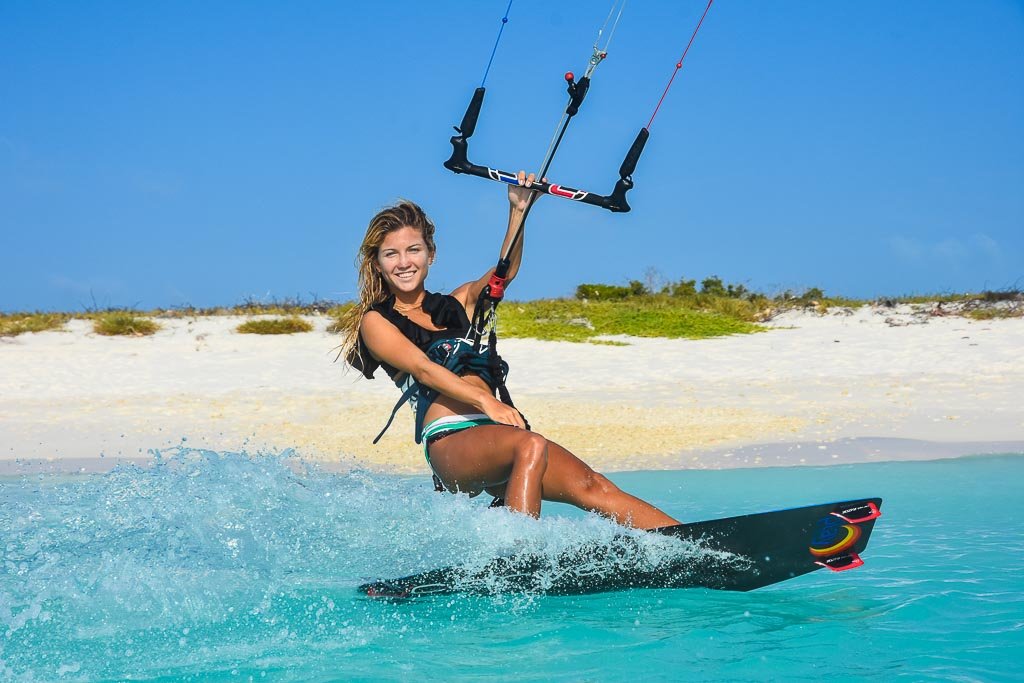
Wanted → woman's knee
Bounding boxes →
[513,433,549,470]
[578,470,617,503]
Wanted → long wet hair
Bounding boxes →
[336,201,437,368]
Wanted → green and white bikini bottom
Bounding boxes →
[421,413,499,463]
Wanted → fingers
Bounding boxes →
[484,396,527,429]
[496,406,524,429]
[508,171,543,210]
[516,170,537,188]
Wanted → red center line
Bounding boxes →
[647,0,715,130]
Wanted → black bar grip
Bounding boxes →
[566,76,591,117]
[618,127,649,179]
[445,88,487,174]
[459,87,486,137]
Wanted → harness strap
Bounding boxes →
[485,304,531,431]
[372,378,420,445]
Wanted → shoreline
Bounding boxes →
[2,306,1022,474]
[2,437,1022,477]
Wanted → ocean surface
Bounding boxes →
[1,449,1022,681]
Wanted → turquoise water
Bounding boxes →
[2,450,1022,681]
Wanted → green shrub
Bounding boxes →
[966,304,1022,320]
[981,289,1022,303]
[575,281,650,300]
[797,287,824,304]
[236,317,314,335]
[627,280,648,296]
[576,284,633,300]
[93,313,160,336]
[0,313,68,336]
[668,278,697,297]
[727,283,749,298]
[700,276,727,297]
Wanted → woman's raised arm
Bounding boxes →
[454,171,541,312]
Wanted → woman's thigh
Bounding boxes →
[427,425,540,495]
[429,427,603,504]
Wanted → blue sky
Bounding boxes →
[2,1,1022,312]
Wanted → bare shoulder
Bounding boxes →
[359,309,394,344]
[360,309,423,374]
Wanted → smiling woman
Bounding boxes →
[334,179,679,529]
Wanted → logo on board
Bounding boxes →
[808,514,862,557]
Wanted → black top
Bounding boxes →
[349,291,472,381]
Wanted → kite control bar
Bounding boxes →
[443,85,649,214]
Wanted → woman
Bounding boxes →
[338,173,679,529]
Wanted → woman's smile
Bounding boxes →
[377,225,431,293]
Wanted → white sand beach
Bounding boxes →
[2,306,1022,474]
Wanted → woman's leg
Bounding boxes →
[538,440,680,528]
[428,425,549,517]
[428,427,680,529]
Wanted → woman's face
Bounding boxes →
[376,225,432,296]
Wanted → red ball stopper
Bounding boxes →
[564,71,575,82]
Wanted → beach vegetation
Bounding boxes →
[965,307,1019,320]
[0,312,69,337]
[233,295,337,317]
[498,298,761,342]
[147,294,346,319]
[236,317,314,334]
[524,277,1013,341]
[861,288,1022,319]
[93,313,160,336]
[980,289,1022,303]
[872,293,973,306]
[575,281,648,300]
[11,285,1020,344]
[668,278,697,297]
[963,289,1023,320]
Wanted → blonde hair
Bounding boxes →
[337,201,436,367]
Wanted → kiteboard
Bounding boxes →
[359,498,883,598]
